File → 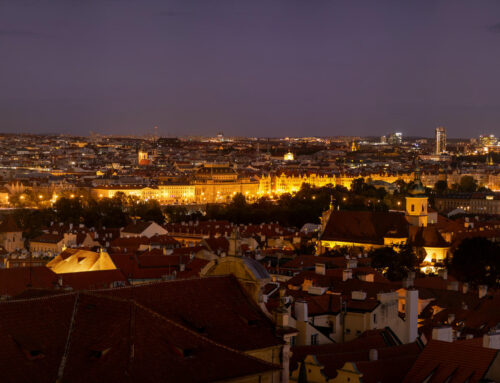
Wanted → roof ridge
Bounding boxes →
[0,291,77,304]
[56,292,80,382]
[90,274,232,292]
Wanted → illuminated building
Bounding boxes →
[283,151,294,161]
[317,169,450,272]
[46,248,117,273]
[435,126,446,155]
[91,184,196,204]
[351,140,358,152]
[479,134,498,147]
[435,193,500,215]
[0,216,24,253]
[388,132,403,145]
[405,165,428,227]
[90,170,417,205]
[137,149,151,166]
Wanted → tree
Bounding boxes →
[434,180,448,195]
[136,200,164,224]
[350,178,366,194]
[459,176,478,193]
[370,244,418,281]
[54,197,84,224]
[448,237,500,287]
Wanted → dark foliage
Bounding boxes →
[370,243,418,281]
[448,237,500,287]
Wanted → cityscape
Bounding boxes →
[2,1,500,383]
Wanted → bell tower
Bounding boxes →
[405,160,428,227]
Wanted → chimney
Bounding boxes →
[315,263,326,275]
[274,309,289,328]
[295,300,308,322]
[478,285,488,299]
[346,258,358,269]
[405,289,419,343]
[369,349,378,361]
[402,277,412,288]
[483,331,500,349]
[342,269,352,281]
[432,326,453,342]
[462,283,469,294]
[447,314,455,325]
[447,281,459,291]
[359,273,374,282]
[179,263,186,272]
[351,291,367,301]
[438,269,448,280]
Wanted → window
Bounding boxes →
[411,204,415,212]
[311,334,318,345]
[373,314,377,324]
[290,336,296,347]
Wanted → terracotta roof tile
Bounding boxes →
[402,339,499,383]
[321,211,409,245]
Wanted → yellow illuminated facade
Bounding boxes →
[46,249,117,273]
[90,171,416,205]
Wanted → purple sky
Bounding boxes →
[1,0,500,138]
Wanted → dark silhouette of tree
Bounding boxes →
[434,180,448,195]
[458,176,478,193]
[448,237,500,287]
[370,244,418,281]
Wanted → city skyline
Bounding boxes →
[2,0,500,137]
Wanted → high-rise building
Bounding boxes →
[479,134,498,147]
[435,126,446,155]
[388,132,403,145]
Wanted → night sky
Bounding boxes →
[1,0,500,138]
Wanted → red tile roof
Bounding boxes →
[98,275,284,352]
[0,267,129,297]
[31,233,64,244]
[121,221,157,234]
[321,210,409,245]
[0,267,58,296]
[402,339,499,383]
[291,329,400,372]
[0,292,279,382]
[0,215,21,233]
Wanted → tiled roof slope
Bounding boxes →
[402,339,499,383]
[320,211,409,245]
[99,275,283,351]
[0,292,278,383]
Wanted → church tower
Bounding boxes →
[405,161,428,227]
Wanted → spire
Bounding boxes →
[409,156,426,196]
